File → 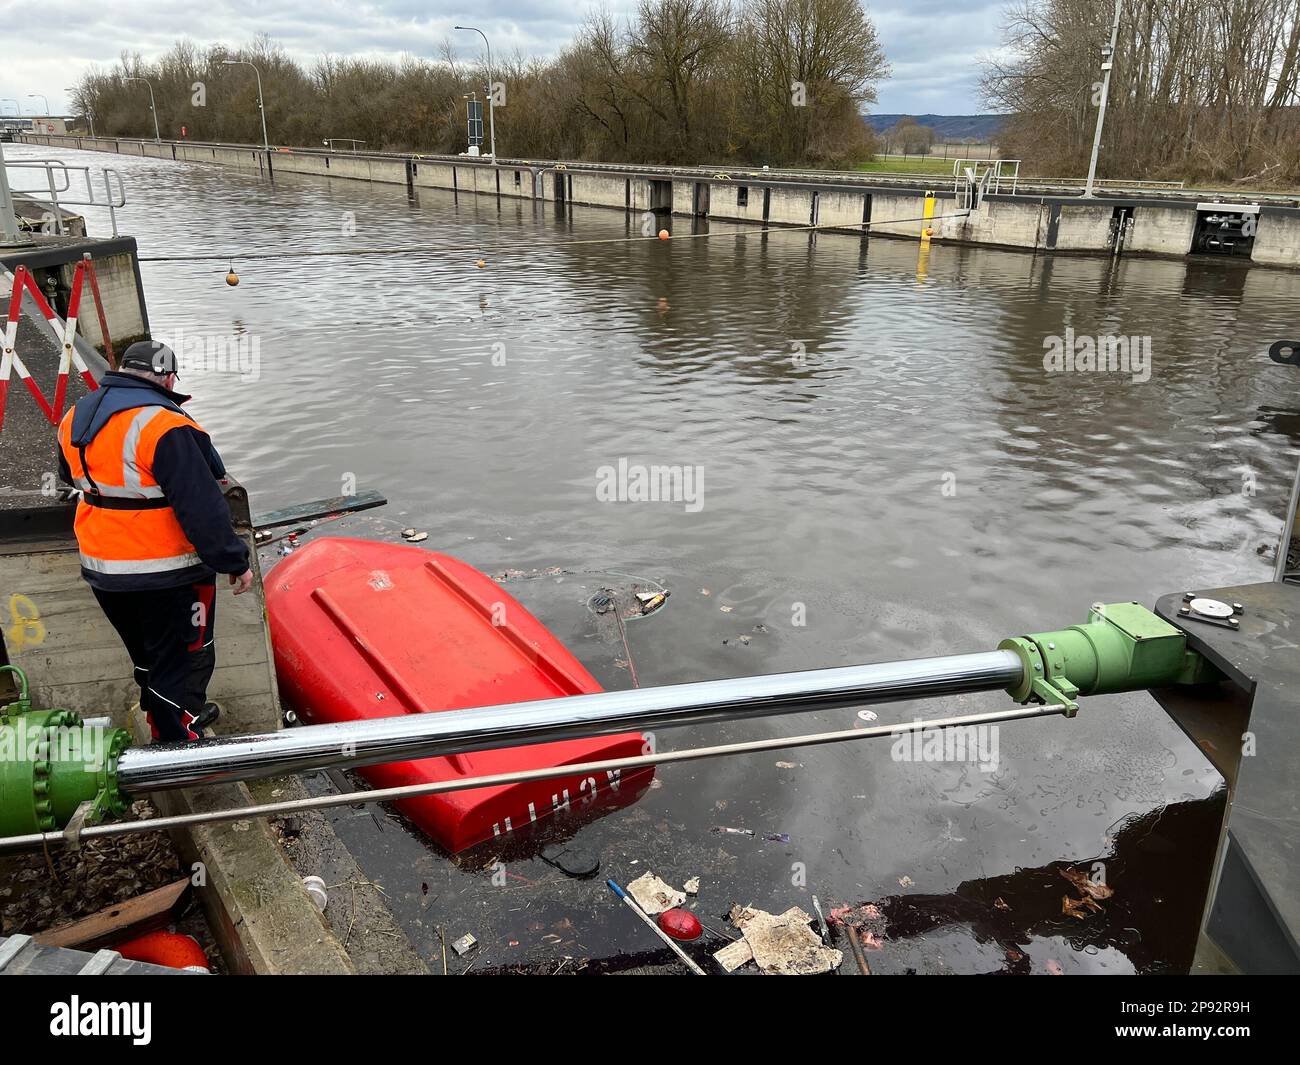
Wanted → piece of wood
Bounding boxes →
[252,489,387,531]
[35,879,190,950]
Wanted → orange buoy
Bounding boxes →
[657,229,670,240]
[115,930,209,971]
[225,263,240,286]
[476,259,487,268]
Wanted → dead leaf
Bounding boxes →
[1059,867,1114,900]
[1062,894,1104,920]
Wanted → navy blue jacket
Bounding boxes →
[58,373,250,591]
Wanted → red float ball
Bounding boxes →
[658,908,703,941]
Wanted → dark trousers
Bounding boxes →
[92,579,217,742]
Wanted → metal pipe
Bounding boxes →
[1276,451,1300,582]
[116,650,1023,794]
[2,702,1064,854]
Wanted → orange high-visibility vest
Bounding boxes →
[57,404,208,577]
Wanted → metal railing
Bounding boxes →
[2,158,126,235]
[953,158,1021,199]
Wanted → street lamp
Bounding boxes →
[125,77,161,142]
[222,59,270,151]
[1083,0,1124,197]
[26,93,49,115]
[65,87,93,137]
[454,25,497,161]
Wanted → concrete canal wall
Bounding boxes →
[22,133,1300,269]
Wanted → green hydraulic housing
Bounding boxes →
[0,665,131,837]
[998,601,1219,716]
[0,602,1223,838]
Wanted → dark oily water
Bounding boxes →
[20,143,1295,973]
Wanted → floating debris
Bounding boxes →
[729,905,842,975]
[401,529,429,543]
[712,826,754,837]
[626,871,686,914]
[898,875,914,888]
[713,938,753,972]
[1062,895,1104,920]
[540,842,600,879]
[1058,866,1114,901]
[658,909,703,941]
[683,876,701,896]
[451,933,479,956]
[636,590,669,615]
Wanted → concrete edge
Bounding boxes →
[131,713,356,975]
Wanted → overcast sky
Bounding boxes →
[0,0,1010,118]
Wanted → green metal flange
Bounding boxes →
[0,665,133,836]
[999,602,1218,717]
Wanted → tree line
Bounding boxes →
[71,0,888,168]
[982,0,1300,185]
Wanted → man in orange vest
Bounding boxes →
[57,341,253,742]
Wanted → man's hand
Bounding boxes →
[230,568,254,595]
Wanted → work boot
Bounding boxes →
[193,702,221,730]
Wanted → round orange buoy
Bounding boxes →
[476,259,487,268]
[658,229,670,241]
[115,930,209,971]
[225,269,240,286]
[658,908,702,941]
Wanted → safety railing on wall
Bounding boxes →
[2,159,127,236]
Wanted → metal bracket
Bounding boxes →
[1178,592,1244,630]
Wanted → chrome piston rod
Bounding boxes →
[115,649,1024,794]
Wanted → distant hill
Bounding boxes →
[866,114,1005,142]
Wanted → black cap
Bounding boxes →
[119,341,179,377]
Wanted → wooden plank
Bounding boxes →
[252,489,387,531]
[35,879,190,949]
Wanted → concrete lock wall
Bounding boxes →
[19,133,1300,268]
[73,249,148,350]
[1129,206,1196,256]
[1254,211,1300,268]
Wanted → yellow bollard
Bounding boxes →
[921,190,935,244]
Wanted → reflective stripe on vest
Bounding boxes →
[79,550,203,574]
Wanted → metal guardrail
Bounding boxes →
[21,132,1300,208]
[2,157,126,235]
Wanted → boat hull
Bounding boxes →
[265,537,650,852]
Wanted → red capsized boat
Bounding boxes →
[265,537,652,852]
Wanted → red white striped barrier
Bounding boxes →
[1,261,106,433]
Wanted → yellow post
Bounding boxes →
[921,190,935,243]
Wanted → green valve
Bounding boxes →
[0,665,133,836]
[999,602,1218,716]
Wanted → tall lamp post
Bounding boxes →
[1083,0,1123,198]
[222,59,270,151]
[26,93,50,116]
[454,25,497,161]
[125,77,161,142]
[0,101,26,243]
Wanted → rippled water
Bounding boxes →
[17,142,1298,972]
